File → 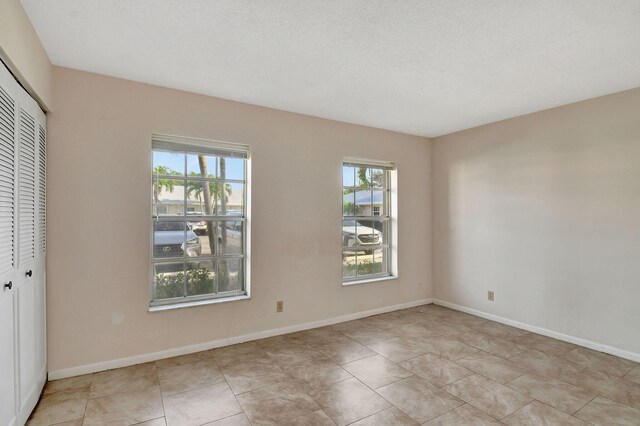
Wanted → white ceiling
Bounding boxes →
[21,0,640,137]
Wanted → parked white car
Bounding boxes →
[342,220,382,253]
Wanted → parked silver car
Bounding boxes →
[154,221,201,258]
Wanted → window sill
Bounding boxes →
[148,294,250,312]
[342,275,398,286]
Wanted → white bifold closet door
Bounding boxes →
[0,60,47,426]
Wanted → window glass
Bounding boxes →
[221,157,245,180]
[187,154,216,176]
[151,138,248,306]
[342,161,393,282]
[154,151,185,176]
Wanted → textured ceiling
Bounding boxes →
[21,0,640,137]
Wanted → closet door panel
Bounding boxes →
[0,294,16,426]
[1,60,45,424]
[17,280,36,408]
[0,65,18,426]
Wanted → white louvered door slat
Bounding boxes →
[0,86,15,274]
[19,108,36,264]
[38,125,46,254]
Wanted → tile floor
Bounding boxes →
[28,304,640,425]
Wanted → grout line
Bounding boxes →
[130,416,165,426]
[217,353,253,426]
[571,393,599,416]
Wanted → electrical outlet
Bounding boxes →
[276,300,283,313]
[488,291,495,301]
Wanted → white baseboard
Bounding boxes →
[48,298,434,380]
[434,299,640,363]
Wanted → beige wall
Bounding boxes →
[47,67,432,373]
[432,88,640,355]
[0,0,52,110]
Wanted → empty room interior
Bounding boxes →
[1,1,640,425]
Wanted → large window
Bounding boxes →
[150,135,250,308]
[342,159,395,283]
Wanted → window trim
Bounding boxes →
[149,134,251,310]
[341,158,398,285]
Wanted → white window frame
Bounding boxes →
[342,157,398,285]
[149,134,251,311]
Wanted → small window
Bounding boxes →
[342,159,395,283]
[151,135,250,308]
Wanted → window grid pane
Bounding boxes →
[342,162,393,281]
[152,144,248,305]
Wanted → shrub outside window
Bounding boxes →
[150,135,250,308]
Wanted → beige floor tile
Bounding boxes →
[446,316,488,330]
[314,337,376,364]
[342,354,413,389]
[561,347,637,377]
[340,325,395,345]
[377,376,463,423]
[463,333,527,359]
[400,353,473,387]
[221,357,289,395]
[502,401,589,426]
[350,407,419,425]
[559,367,640,410]
[27,387,89,425]
[424,403,502,425]
[625,366,640,385]
[89,362,159,399]
[158,358,225,396]
[43,374,93,396]
[509,350,583,378]
[29,418,83,426]
[163,382,243,426]
[455,352,527,383]
[394,322,447,339]
[204,413,252,425]
[414,336,480,361]
[280,410,336,426]
[366,337,427,362]
[309,377,391,426]
[258,333,310,349]
[505,373,597,414]
[237,381,320,425]
[135,418,167,426]
[428,321,476,337]
[512,333,577,357]
[297,327,347,345]
[327,320,370,334]
[574,396,640,426]
[212,341,266,368]
[155,350,212,369]
[48,419,84,426]
[469,321,529,340]
[263,342,325,367]
[444,374,532,420]
[280,355,352,390]
[361,313,412,330]
[84,385,164,426]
